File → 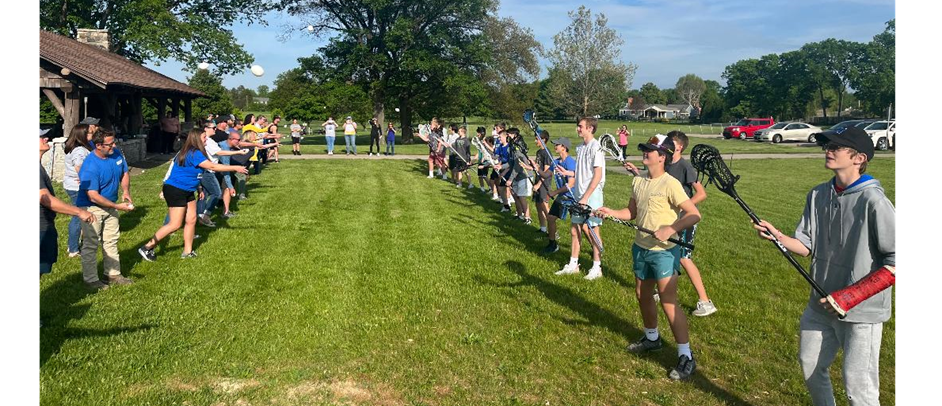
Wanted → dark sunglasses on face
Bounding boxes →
[823,143,850,152]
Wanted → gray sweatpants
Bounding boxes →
[799,307,884,406]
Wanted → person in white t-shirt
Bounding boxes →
[555,116,605,280]
[321,116,338,155]
[290,119,303,155]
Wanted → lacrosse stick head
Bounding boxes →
[523,109,542,136]
[523,109,535,124]
[690,144,739,195]
[565,201,593,217]
[598,133,624,162]
[472,136,496,164]
[511,133,529,156]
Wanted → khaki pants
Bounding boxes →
[80,206,122,283]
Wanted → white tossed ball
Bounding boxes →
[395,108,400,112]
[251,65,264,77]
[198,61,210,70]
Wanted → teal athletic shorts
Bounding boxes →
[632,244,681,280]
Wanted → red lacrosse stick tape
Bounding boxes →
[825,265,896,318]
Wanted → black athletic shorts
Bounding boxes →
[291,136,301,145]
[490,167,500,181]
[548,197,569,220]
[477,165,490,177]
[163,183,195,208]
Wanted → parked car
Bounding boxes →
[723,117,775,139]
[754,122,822,143]
[810,119,875,144]
[863,120,895,151]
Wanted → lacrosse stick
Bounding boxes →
[471,136,497,167]
[440,133,472,166]
[690,144,845,318]
[599,133,639,175]
[523,109,570,200]
[601,214,695,250]
[561,200,605,253]
[504,133,533,179]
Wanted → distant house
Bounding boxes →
[638,104,698,120]
[618,101,699,120]
[254,97,269,105]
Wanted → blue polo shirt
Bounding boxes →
[76,150,128,207]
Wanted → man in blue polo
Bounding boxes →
[76,130,135,289]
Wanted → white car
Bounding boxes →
[753,122,822,143]
[863,120,895,151]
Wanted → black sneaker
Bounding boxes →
[138,246,156,262]
[541,241,559,255]
[669,354,696,380]
[627,336,663,353]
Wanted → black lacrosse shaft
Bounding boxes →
[604,217,694,251]
[730,191,830,299]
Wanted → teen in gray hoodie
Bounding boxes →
[754,126,894,406]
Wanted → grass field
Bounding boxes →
[40,157,895,405]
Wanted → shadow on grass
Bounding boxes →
[40,273,156,367]
[482,260,752,406]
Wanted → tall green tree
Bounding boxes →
[480,16,542,120]
[698,80,725,123]
[188,69,234,121]
[40,0,276,75]
[639,82,664,106]
[803,38,865,118]
[850,19,895,116]
[281,0,496,141]
[675,74,706,111]
[721,59,760,118]
[546,5,637,118]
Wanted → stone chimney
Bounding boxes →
[76,29,110,51]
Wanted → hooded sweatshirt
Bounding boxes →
[794,174,895,323]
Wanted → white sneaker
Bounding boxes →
[328,151,333,155]
[584,267,603,280]
[500,206,510,213]
[456,183,462,188]
[468,183,475,189]
[491,195,500,201]
[427,175,434,179]
[555,263,580,276]
[693,300,718,317]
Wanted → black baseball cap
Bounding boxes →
[79,116,100,125]
[822,126,874,161]
[551,137,571,150]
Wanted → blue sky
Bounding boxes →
[145,0,895,92]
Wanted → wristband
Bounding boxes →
[826,265,895,317]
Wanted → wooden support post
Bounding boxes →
[170,97,180,117]
[42,89,65,117]
[157,97,167,118]
[130,93,143,135]
[184,98,192,123]
[63,89,81,139]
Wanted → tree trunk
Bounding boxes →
[818,86,828,121]
[837,89,844,118]
[400,94,413,143]
[372,85,385,130]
